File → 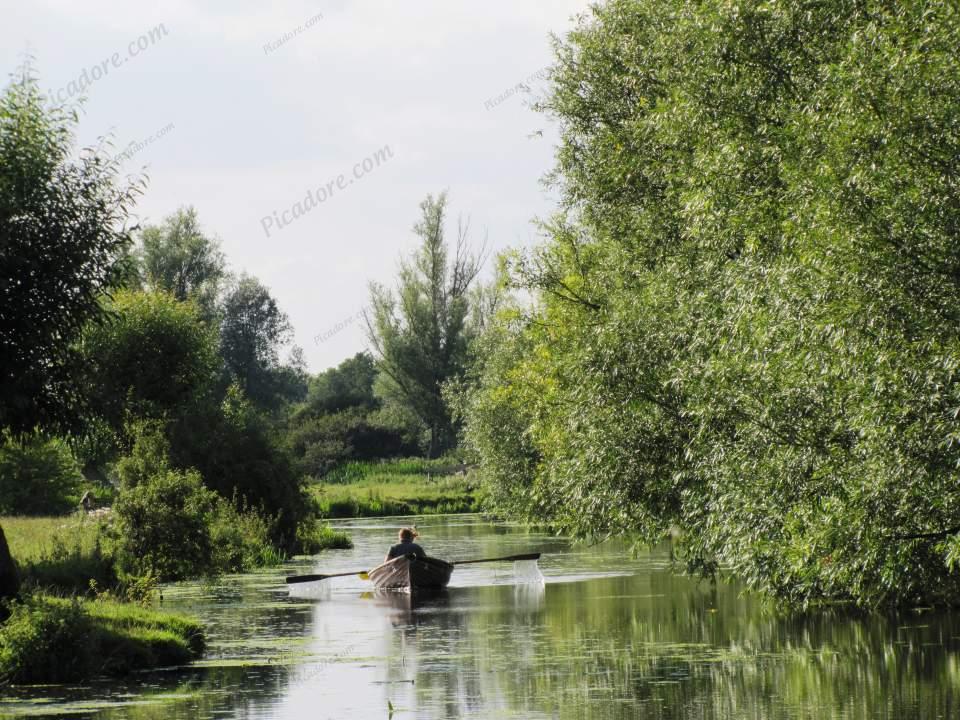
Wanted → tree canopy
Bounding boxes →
[462,0,960,606]
[0,71,139,434]
[138,206,225,318]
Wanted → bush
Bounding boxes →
[111,465,217,582]
[295,516,353,553]
[170,385,311,551]
[0,594,204,683]
[0,431,83,515]
[0,594,93,683]
[209,500,285,572]
[287,407,421,480]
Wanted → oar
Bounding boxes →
[452,552,541,565]
[285,552,542,584]
[286,569,370,584]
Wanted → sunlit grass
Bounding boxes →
[310,460,480,518]
[0,593,205,683]
[2,514,104,565]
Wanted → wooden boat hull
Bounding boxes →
[368,554,453,591]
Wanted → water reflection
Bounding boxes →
[2,515,959,719]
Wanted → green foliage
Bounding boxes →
[170,385,311,549]
[464,0,960,606]
[219,275,306,410]
[295,517,353,553]
[0,594,203,684]
[287,406,420,478]
[209,499,285,572]
[81,290,219,435]
[0,69,139,434]
[111,462,217,583]
[302,352,379,415]
[0,431,83,515]
[323,455,468,484]
[286,353,420,479]
[138,206,226,320]
[367,193,484,457]
[310,461,479,518]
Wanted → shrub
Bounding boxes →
[209,500,285,572]
[295,516,352,553]
[287,407,420,480]
[0,595,93,683]
[0,431,83,515]
[0,594,204,683]
[111,466,217,582]
[170,385,311,550]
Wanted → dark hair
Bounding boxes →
[398,527,418,542]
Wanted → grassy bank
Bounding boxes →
[0,513,350,684]
[311,459,480,518]
[3,513,352,595]
[3,514,116,593]
[0,594,204,684]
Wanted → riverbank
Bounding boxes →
[0,593,204,684]
[0,512,350,684]
[310,459,480,518]
[3,513,351,593]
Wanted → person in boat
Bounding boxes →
[385,527,425,562]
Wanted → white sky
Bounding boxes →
[2,0,591,372]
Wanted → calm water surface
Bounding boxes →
[2,514,959,719]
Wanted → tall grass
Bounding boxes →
[323,456,469,484]
[311,460,480,518]
[3,514,116,593]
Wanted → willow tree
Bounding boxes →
[366,193,484,457]
[464,0,960,606]
[0,70,139,604]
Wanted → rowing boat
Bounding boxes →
[367,554,453,591]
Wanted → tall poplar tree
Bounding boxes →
[366,193,484,457]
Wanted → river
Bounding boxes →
[2,514,958,718]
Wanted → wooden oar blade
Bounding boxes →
[286,569,371,584]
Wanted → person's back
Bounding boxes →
[385,527,425,561]
[387,540,426,559]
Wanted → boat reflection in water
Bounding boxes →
[363,578,546,630]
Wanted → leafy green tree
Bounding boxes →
[286,353,419,478]
[0,69,138,603]
[0,71,139,433]
[465,0,960,606]
[111,430,219,582]
[80,290,219,438]
[302,353,378,416]
[219,275,305,409]
[138,206,225,318]
[168,385,309,550]
[367,193,484,457]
